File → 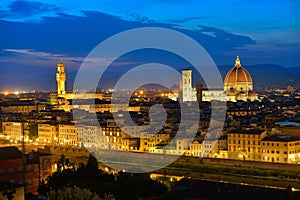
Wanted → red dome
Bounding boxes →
[224,56,252,84]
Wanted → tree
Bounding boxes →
[28,123,38,139]
[37,180,49,196]
[57,154,73,172]
[47,186,104,200]
[85,153,99,178]
[282,185,295,200]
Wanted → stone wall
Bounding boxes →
[175,156,300,173]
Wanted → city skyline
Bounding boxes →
[1,1,300,199]
[0,0,300,91]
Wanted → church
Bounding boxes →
[180,56,257,102]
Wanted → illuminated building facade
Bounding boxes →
[58,124,80,146]
[56,59,66,95]
[261,135,300,164]
[180,56,257,102]
[38,123,58,144]
[227,129,266,161]
[54,60,103,101]
[224,56,257,101]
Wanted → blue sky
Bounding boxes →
[0,0,299,91]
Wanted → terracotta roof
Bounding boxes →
[262,134,300,142]
[229,128,265,135]
[224,56,252,84]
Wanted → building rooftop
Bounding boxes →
[0,146,22,160]
[229,128,265,135]
[262,134,300,142]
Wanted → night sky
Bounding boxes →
[0,0,299,91]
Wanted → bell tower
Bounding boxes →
[56,59,66,95]
[182,69,193,102]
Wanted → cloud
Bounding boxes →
[0,11,258,67]
[149,0,196,3]
[126,12,155,24]
[167,16,211,23]
[1,49,141,69]
[9,1,58,15]
[0,0,61,21]
[3,48,64,58]
[201,31,216,38]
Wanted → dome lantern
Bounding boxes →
[235,56,241,67]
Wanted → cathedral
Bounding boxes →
[180,56,257,102]
[224,56,257,101]
[55,57,257,103]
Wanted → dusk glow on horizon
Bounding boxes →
[0,0,299,91]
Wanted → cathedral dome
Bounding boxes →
[224,56,252,84]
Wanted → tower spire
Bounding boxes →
[235,56,241,67]
[56,60,66,95]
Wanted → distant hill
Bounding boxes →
[217,64,300,89]
[1,64,299,91]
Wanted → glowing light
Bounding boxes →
[15,91,19,95]
[4,92,8,96]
